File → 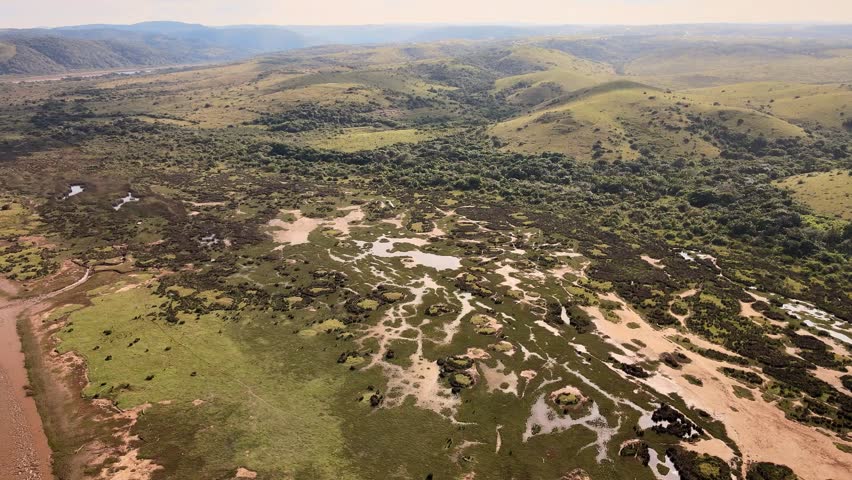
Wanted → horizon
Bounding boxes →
[4,0,852,29]
[6,20,852,30]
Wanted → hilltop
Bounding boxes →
[2,22,852,76]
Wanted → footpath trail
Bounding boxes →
[0,269,90,480]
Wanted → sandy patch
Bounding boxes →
[679,288,699,298]
[550,262,587,280]
[495,262,546,304]
[744,291,769,302]
[739,301,765,321]
[689,437,737,464]
[424,225,447,238]
[471,313,503,335]
[465,348,491,360]
[235,467,258,478]
[104,447,162,480]
[268,206,366,248]
[327,206,365,236]
[812,367,848,392]
[382,215,405,229]
[548,385,587,404]
[0,277,19,297]
[479,360,519,395]
[641,255,665,269]
[91,403,163,480]
[586,294,852,480]
[268,209,326,246]
[360,276,463,419]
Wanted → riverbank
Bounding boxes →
[18,262,151,480]
[1,261,115,480]
[0,280,53,479]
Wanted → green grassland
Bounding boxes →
[490,82,804,159]
[0,198,41,237]
[776,169,852,220]
[492,46,616,107]
[307,127,446,152]
[624,41,852,88]
[55,281,359,479]
[686,82,852,130]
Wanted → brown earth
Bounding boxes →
[3,263,142,480]
[587,295,852,480]
[0,295,52,480]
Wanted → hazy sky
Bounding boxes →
[3,0,852,28]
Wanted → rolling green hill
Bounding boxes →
[490,82,805,160]
[686,82,852,130]
[491,46,615,107]
[776,169,852,220]
[0,35,185,75]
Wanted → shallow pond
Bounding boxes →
[782,300,852,345]
[63,185,84,199]
[647,448,680,480]
[113,192,139,211]
[356,236,461,271]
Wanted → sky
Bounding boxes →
[2,0,852,28]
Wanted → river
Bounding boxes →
[0,281,52,480]
[0,268,91,480]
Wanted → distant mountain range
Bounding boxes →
[2,21,851,76]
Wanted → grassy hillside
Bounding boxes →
[492,46,615,107]
[307,127,445,152]
[534,36,852,87]
[0,35,199,75]
[490,82,805,160]
[0,42,15,62]
[5,23,852,83]
[625,44,852,88]
[686,82,852,130]
[776,169,852,220]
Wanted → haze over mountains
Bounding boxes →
[1,21,852,76]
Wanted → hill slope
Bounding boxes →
[490,82,806,160]
[685,82,852,131]
[0,25,308,75]
[4,22,852,77]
